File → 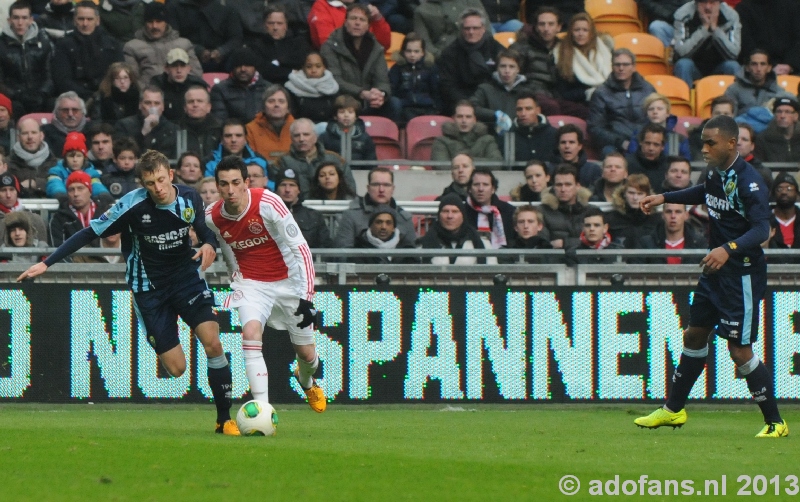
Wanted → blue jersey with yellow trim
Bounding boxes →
[90,185,218,292]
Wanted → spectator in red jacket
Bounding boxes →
[308,0,391,50]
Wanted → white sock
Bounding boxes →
[243,340,268,402]
[297,353,319,389]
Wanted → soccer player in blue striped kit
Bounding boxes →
[635,115,787,438]
[17,150,240,435]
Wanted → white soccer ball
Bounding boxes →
[236,400,278,436]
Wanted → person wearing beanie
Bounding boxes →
[165,0,243,72]
[352,203,415,263]
[123,2,202,88]
[48,169,113,247]
[768,173,800,262]
[0,1,55,116]
[0,93,13,155]
[52,1,124,101]
[45,131,110,199]
[755,97,800,163]
[274,167,332,248]
[417,193,497,264]
[210,47,270,123]
[0,173,49,247]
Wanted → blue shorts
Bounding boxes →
[133,275,217,355]
[689,270,765,345]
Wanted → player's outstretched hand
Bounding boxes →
[295,299,318,329]
[639,194,665,215]
[17,262,48,282]
[193,243,217,271]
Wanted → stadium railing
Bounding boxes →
[5,248,800,286]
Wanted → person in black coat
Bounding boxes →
[634,203,707,264]
[463,168,517,247]
[165,0,243,72]
[509,92,558,165]
[352,205,416,263]
[438,9,505,115]
[605,173,661,248]
[114,86,178,159]
[249,5,310,86]
[625,123,670,193]
[89,62,140,125]
[37,0,75,40]
[274,167,333,249]
[318,95,377,165]
[0,2,55,114]
[148,48,209,122]
[52,1,124,100]
[500,205,554,263]
[565,205,624,265]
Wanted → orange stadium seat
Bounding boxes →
[777,75,800,96]
[694,75,735,119]
[385,32,404,68]
[406,115,453,161]
[644,74,693,116]
[361,116,403,160]
[19,113,53,125]
[614,33,669,75]
[673,116,703,137]
[202,72,228,88]
[494,32,517,48]
[586,0,642,36]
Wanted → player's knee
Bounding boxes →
[162,359,186,377]
[682,327,710,349]
[202,338,224,357]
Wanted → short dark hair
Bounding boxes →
[747,48,770,64]
[554,164,578,182]
[334,94,361,114]
[704,114,740,140]
[263,3,287,21]
[214,155,249,184]
[738,122,755,142]
[222,118,245,133]
[454,100,475,115]
[178,151,202,168]
[583,205,606,224]
[710,95,736,114]
[516,91,539,106]
[85,121,115,141]
[666,155,691,169]
[401,32,425,52]
[534,6,561,24]
[346,2,369,19]
[497,48,523,67]
[140,85,163,102]
[368,166,394,184]
[639,122,666,142]
[137,149,170,177]
[113,137,139,158]
[74,0,98,15]
[469,168,498,189]
[8,1,32,16]
[557,123,584,144]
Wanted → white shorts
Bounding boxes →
[223,278,314,346]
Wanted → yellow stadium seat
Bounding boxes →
[494,32,517,48]
[385,32,405,68]
[694,75,735,119]
[613,32,669,75]
[586,0,642,36]
[644,74,693,116]
[777,75,800,96]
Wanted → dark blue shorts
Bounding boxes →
[133,274,217,355]
[689,270,765,345]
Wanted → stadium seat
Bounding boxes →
[385,32,405,68]
[413,194,440,201]
[202,72,228,88]
[673,116,703,137]
[777,75,800,96]
[406,115,453,161]
[361,116,403,160]
[644,74,693,116]
[547,115,599,159]
[613,33,669,75]
[494,32,516,48]
[19,113,53,125]
[585,0,642,36]
[694,75,735,119]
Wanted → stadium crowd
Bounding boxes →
[1,0,800,263]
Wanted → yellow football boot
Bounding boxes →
[294,368,327,413]
[634,407,687,429]
[215,419,241,436]
[755,421,789,438]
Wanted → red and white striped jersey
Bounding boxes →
[205,188,315,301]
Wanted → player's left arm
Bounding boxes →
[724,174,771,255]
[190,192,219,270]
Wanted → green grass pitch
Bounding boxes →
[0,403,797,501]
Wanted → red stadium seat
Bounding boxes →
[361,116,403,160]
[673,116,703,138]
[405,115,453,161]
[203,72,228,88]
[413,194,439,201]
[546,115,598,158]
[19,113,53,125]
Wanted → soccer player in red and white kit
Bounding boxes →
[205,156,326,412]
